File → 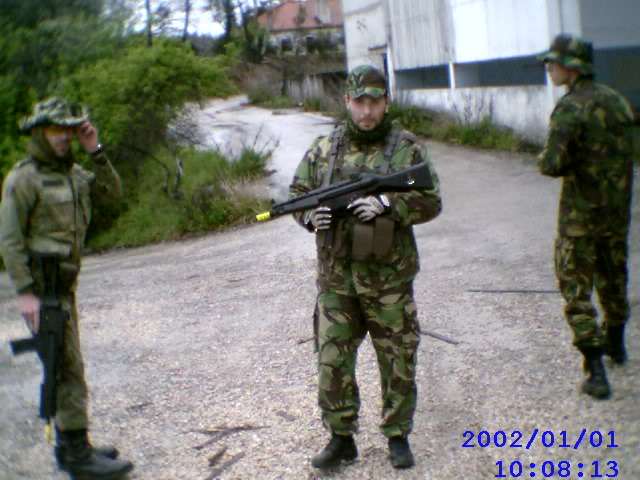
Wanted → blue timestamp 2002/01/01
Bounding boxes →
[495,460,621,478]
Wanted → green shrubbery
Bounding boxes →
[388,103,531,152]
[247,88,297,109]
[88,147,271,250]
[59,40,237,170]
[302,97,324,112]
[443,117,522,150]
[386,103,434,138]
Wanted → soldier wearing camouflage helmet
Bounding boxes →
[538,34,636,399]
[0,97,134,478]
[289,65,442,469]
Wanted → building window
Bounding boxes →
[395,65,451,89]
[454,55,546,88]
[594,46,640,109]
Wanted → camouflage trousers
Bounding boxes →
[554,234,630,349]
[55,292,89,431]
[316,282,420,438]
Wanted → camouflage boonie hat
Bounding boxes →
[538,34,594,75]
[346,65,388,99]
[19,96,89,134]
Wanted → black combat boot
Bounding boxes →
[388,435,415,469]
[579,348,611,400]
[605,325,627,365]
[56,429,134,480]
[55,427,119,466]
[311,434,358,469]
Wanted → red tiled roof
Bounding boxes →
[257,0,343,31]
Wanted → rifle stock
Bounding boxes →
[256,162,434,221]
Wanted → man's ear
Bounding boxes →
[344,94,351,109]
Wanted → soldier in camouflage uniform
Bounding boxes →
[0,97,134,478]
[538,35,636,400]
[289,65,442,469]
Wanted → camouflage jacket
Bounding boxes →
[289,122,442,294]
[538,77,635,237]
[0,154,122,294]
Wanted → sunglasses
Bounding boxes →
[44,124,77,135]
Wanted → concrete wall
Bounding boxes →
[404,86,551,144]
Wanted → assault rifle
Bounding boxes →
[256,162,434,222]
[9,254,67,444]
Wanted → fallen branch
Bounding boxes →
[421,329,460,345]
[206,451,246,479]
[208,447,227,467]
[467,289,559,294]
[190,425,267,451]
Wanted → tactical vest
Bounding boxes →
[14,157,93,292]
[316,125,415,262]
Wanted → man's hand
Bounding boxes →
[348,195,388,222]
[18,293,41,334]
[305,206,332,231]
[75,120,100,154]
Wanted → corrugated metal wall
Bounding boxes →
[389,0,455,69]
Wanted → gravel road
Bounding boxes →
[0,100,638,480]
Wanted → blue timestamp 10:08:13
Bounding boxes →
[495,460,620,478]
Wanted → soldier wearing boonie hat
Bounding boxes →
[0,97,134,478]
[538,33,594,76]
[537,34,636,400]
[19,96,91,133]
[289,65,443,470]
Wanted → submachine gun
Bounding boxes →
[256,162,434,222]
[9,253,68,444]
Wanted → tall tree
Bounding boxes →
[145,0,153,45]
[181,0,192,41]
[207,0,235,44]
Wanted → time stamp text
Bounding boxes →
[461,429,623,479]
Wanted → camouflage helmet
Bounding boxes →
[538,34,594,75]
[346,65,388,99]
[19,96,89,134]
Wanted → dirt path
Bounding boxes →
[0,101,638,480]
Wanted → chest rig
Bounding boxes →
[316,124,414,262]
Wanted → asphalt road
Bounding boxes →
[0,103,638,480]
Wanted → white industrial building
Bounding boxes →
[342,0,640,143]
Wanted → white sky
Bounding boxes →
[183,0,225,36]
[130,0,225,37]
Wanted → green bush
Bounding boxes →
[303,97,324,112]
[59,40,237,172]
[247,87,275,105]
[231,148,271,178]
[387,103,433,137]
[247,87,296,108]
[87,146,271,250]
[386,103,527,151]
[444,117,521,151]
